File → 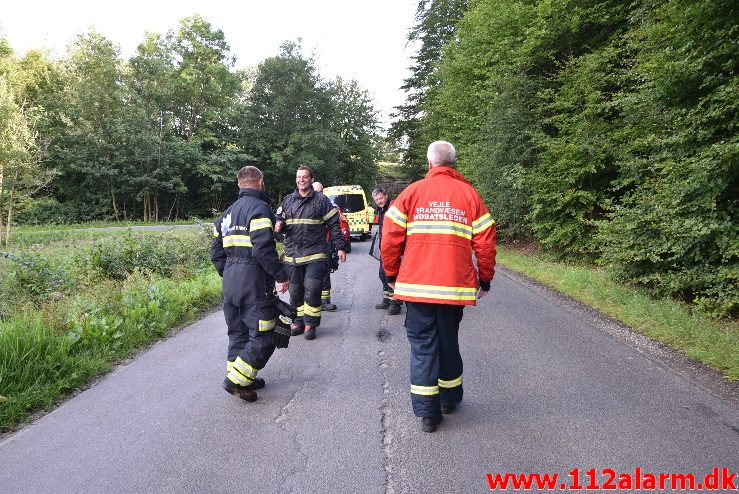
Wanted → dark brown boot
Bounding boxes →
[222,379,258,402]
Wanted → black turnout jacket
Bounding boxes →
[276,189,345,265]
[211,188,287,304]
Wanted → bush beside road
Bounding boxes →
[0,226,222,431]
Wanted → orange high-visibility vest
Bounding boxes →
[380,166,496,306]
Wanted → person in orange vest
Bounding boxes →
[380,141,496,433]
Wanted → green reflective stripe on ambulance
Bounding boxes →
[438,375,463,388]
[472,213,495,234]
[250,218,273,231]
[394,282,477,301]
[223,235,252,247]
[411,384,439,396]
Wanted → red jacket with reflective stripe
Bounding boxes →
[380,166,496,306]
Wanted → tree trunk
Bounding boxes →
[0,163,5,246]
[109,182,119,221]
[143,192,149,222]
[4,168,18,247]
[155,195,159,222]
[167,192,177,221]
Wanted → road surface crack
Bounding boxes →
[378,312,395,493]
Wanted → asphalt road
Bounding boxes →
[1,240,737,493]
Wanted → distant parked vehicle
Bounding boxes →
[324,185,372,241]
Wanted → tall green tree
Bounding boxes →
[599,0,738,316]
[240,41,340,201]
[127,16,243,218]
[388,0,468,179]
[0,42,60,241]
[327,77,382,191]
[51,31,129,219]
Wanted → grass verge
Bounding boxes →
[0,269,221,432]
[497,246,739,381]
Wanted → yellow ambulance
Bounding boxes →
[324,185,372,240]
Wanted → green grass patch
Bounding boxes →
[498,246,739,380]
[13,219,199,232]
[0,225,222,431]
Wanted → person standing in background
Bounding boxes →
[372,187,401,316]
[275,166,345,340]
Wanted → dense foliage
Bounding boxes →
[0,16,382,232]
[394,0,737,317]
[0,228,220,430]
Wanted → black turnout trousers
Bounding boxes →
[404,301,465,417]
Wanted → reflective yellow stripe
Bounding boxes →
[385,206,407,228]
[323,208,338,221]
[258,319,276,331]
[297,304,305,316]
[234,356,260,380]
[438,375,463,388]
[394,282,477,301]
[213,225,219,237]
[406,221,473,239]
[223,234,252,247]
[227,360,253,385]
[286,218,323,225]
[411,384,439,396]
[472,213,495,234]
[227,371,250,386]
[303,304,321,316]
[284,253,328,264]
[250,218,273,231]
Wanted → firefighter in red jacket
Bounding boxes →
[381,141,496,433]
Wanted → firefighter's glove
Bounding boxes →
[273,298,298,349]
[273,320,291,349]
[275,298,298,321]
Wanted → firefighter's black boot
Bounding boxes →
[222,378,258,402]
[304,325,316,340]
[422,415,443,433]
[321,301,337,311]
[290,323,305,336]
[244,377,266,391]
[375,299,390,309]
[387,301,401,315]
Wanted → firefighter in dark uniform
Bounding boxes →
[275,166,346,340]
[313,181,339,311]
[371,187,401,315]
[211,166,289,402]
